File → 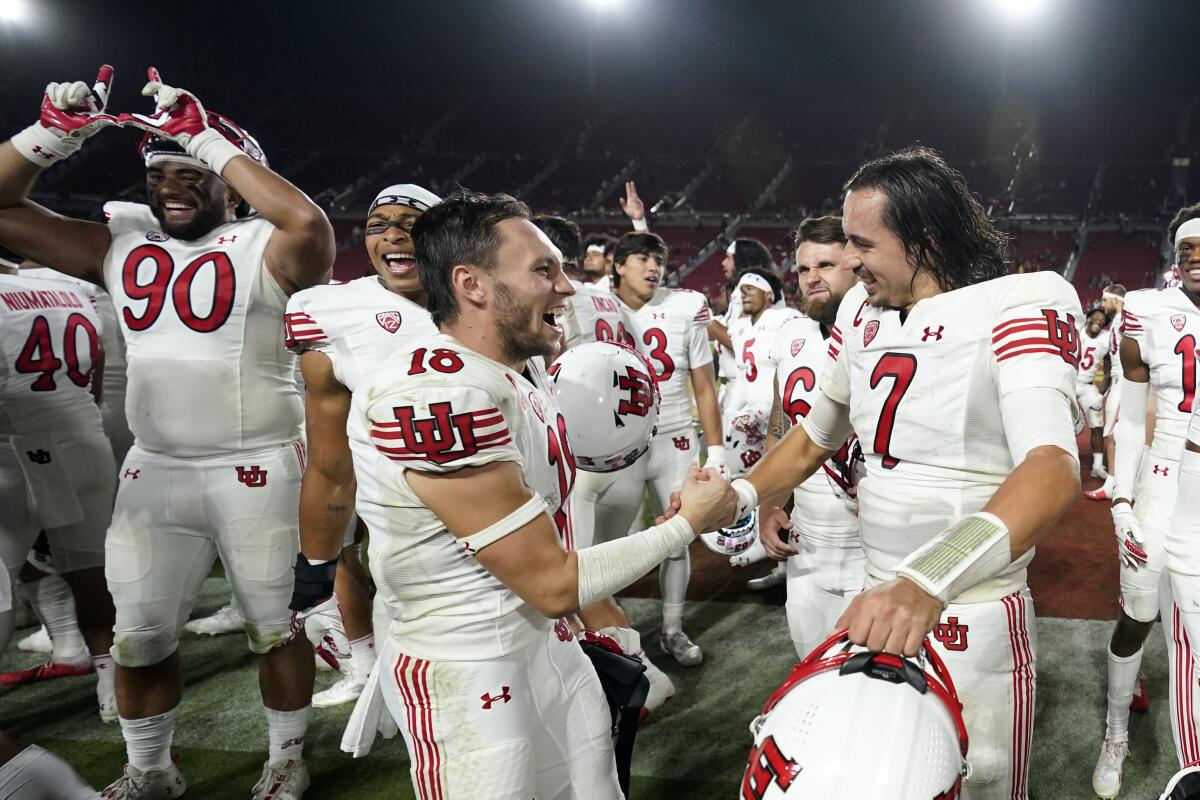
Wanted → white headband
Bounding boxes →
[1101,291,1123,302]
[726,242,738,255]
[586,244,606,255]
[1176,218,1200,248]
[369,183,441,216]
[145,152,213,172]
[736,273,773,295]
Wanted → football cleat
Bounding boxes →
[1092,464,1110,480]
[1092,738,1130,799]
[0,659,93,686]
[252,759,309,800]
[746,563,786,591]
[1086,476,1116,501]
[659,630,703,667]
[312,675,367,708]
[17,625,52,654]
[1161,765,1200,800]
[184,603,245,635]
[102,762,187,799]
[1131,672,1149,713]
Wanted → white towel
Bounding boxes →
[9,434,84,530]
[340,640,398,757]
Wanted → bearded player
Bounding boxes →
[753,215,866,653]
[0,68,334,798]
[344,190,734,798]
[1092,204,1200,798]
[670,147,1082,799]
[572,231,724,666]
[283,184,441,708]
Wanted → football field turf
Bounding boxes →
[0,577,1185,799]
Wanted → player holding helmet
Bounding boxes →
[571,231,724,666]
[343,190,734,798]
[0,67,335,798]
[666,147,1082,799]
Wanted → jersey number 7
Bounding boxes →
[869,353,917,469]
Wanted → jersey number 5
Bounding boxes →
[869,353,917,469]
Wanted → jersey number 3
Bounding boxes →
[869,353,917,469]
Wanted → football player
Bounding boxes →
[1117,206,1200,794]
[1077,306,1110,480]
[709,238,775,404]
[582,233,615,289]
[283,183,441,708]
[0,68,334,798]
[723,268,799,477]
[572,231,724,666]
[754,215,866,653]
[535,214,676,713]
[669,147,1082,799]
[1087,284,1128,501]
[0,262,117,720]
[344,190,734,798]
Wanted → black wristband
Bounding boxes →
[289,553,338,612]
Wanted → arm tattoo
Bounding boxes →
[767,375,789,441]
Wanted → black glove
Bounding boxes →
[289,553,338,612]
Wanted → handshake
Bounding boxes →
[658,464,758,536]
[11,65,243,175]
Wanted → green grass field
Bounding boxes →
[0,576,1186,799]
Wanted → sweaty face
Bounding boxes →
[1178,236,1200,297]
[582,248,610,281]
[842,188,920,311]
[739,284,770,317]
[795,240,857,326]
[366,204,423,296]
[486,219,575,363]
[1085,311,1107,337]
[615,252,664,304]
[146,161,234,241]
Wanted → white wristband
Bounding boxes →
[894,512,1012,605]
[10,123,80,166]
[576,515,694,609]
[186,128,244,176]
[706,445,726,470]
[731,478,758,523]
[631,218,649,232]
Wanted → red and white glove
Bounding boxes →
[1111,501,1148,569]
[11,65,117,166]
[119,67,243,175]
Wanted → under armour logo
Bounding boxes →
[235,465,268,487]
[652,312,667,320]
[123,468,141,480]
[217,235,237,244]
[1154,465,1170,477]
[921,325,944,342]
[672,436,691,451]
[25,449,51,464]
[932,616,969,651]
[481,686,512,709]
[31,145,52,161]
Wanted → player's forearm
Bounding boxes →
[747,423,832,510]
[692,371,723,447]
[0,142,42,207]
[982,445,1080,558]
[297,470,356,561]
[708,320,732,350]
[765,381,788,448]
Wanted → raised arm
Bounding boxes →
[0,67,118,282]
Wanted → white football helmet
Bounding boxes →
[741,631,968,799]
[549,342,659,472]
[700,510,758,556]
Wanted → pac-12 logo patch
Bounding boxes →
[790,339,805,357]
[863,320,880,347]
[1172,314,1186,332]
[376,311,402,333]
[145,231,169,242]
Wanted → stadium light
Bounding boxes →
[988,0,1048,23]
[583,0,624,13]
[0,0,29,24]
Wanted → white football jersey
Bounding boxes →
[819,273,1082,601]
[560,279,633,352]
[771,315,860,546]
[284,275,436,391]
[1107,323,1124,383]
[100,202,302,457]
[349,334,575,661]
[727,306,802,414]
[619,287,712,434]
[1120,287,1200,458]
[0,273,104,434]
[1077,326,1107,385]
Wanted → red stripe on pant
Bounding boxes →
[1174,605,1200,766]
[1003,594,1034,800]
[394,654,444,800]
[1014,594,1035,800]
